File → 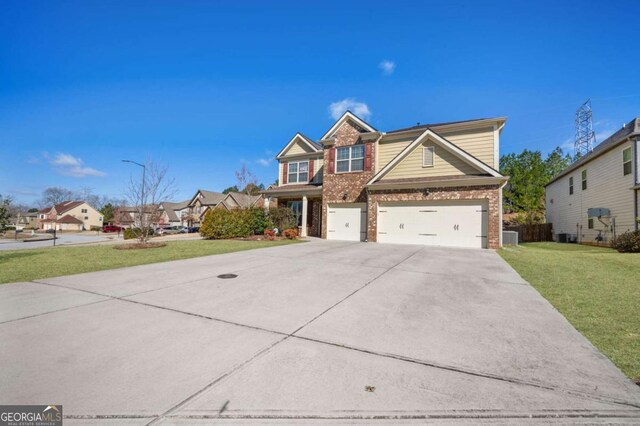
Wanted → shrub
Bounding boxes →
[123,227,155,240]
[263,229,275,241]
[268,207,297,232]
[283,228,298,239]
[90,225,101,231]
[611,230,640,253]
[200,208,252,239]
[245,207,272,235]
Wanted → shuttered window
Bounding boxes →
[287,161,309,183]
[623,147,632,176]
[336,145,365,173]
[422,146,435,167]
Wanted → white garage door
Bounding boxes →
[327,203,366,242]
[377,201,488,248]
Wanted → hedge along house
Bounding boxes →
[264,111,508,249]
[545,117,640,243]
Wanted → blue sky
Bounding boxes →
[1,0,639,205]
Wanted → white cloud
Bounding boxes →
[256,158,271,166]
[378,60,395,75]
[49,153,106,178]
[328,98,371,120]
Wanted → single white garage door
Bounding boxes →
[327,203,366,242]
[377,200,488,248]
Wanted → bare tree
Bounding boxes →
[39,187,75,207]
[125,159,175,243]
[235,164,259,196]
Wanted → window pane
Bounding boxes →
[289,163,298,172]
[350,158,364,171]
[336,159,349,172]
[299,162,308,172]
[288,173,298,183]
[351,145,365,159]
[624,162,632,176]
[582,170,586,179]
[623,148,632,162]
[299,172,308,182]
[569,177,573,185]
[337,147,350,160]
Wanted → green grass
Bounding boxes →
[499,242,640,380]
[0,239,299,284]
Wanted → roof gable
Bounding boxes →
[320,111,377,141]
[368,129,502,185]
[188,189,225,207]
[53,201,85,215]
[276,133,321,158]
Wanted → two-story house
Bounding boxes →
[545,117,640,243]
[37,200,103,231]
[185,189,265,226]
[263,111,508,249]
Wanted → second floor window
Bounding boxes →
[81,209,87,213]
[569,177,573,195]
[582,170,587,190]
[623,147,632,176]
[336,145,365,173]
[287,161,308,183]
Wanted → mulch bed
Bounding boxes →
[233,236,290,241]
[113,242,167,250]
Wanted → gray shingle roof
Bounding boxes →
[547,117,640,186]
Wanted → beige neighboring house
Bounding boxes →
[13,211,38,229]
[185,189,264,225]
[545,117,640,243]
[158,200,191,226]
[37,200,103,231]
[263,111,508,249]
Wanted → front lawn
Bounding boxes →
[0,239,299,284]
[499,242,640,381]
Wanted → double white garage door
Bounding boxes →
[327,201,488,249]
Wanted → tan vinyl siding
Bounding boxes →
[435,126,495,168]
[382,143,479,180]
[313,157,324,183]
[283,139,315,156]
[377,135,416,171]
[545,140,636,243]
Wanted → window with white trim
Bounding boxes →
[287,161,309,183]
[623,147,632,176]
[336,145,365,173]
[581,170,587,190]
[422,146,435,167]
[81,209,88,213]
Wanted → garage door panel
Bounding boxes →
[378,201,487,249]
[327,204,366,242]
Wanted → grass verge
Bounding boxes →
[0,239,300,284]
[499,242,640,381]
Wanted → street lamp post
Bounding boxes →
[122,160,146,229]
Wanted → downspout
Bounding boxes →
[633,136,639,231]
[499,179,508,248]
[367,133,384,243]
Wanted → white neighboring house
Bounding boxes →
[37,200,104,231]
[545,117,640,243]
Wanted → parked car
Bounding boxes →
[156,225,186,235]
[102,225,123,233]
[187,226,200,233]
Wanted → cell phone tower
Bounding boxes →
[575,99,596,158]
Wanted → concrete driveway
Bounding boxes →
[1,240,639,424]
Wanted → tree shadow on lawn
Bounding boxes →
[0,251,42,262]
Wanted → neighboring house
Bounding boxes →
[263,111,508,249]
[37,200,103,231]
[13,211,38,229]
[158,200,191,226]
[545,117,640,243]
[113,205,159,228]
[219,192,263,210]
[185,189,265,225]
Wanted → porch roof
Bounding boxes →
[262,184,322,198]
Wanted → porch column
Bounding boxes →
[301,196,308,237]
